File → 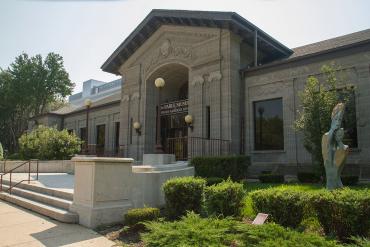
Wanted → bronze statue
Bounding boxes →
[321,103,349,190]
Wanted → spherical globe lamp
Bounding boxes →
[154,77,165,88]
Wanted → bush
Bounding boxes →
[162,176,206,219]
[237,223,339,247]
[249,188,307,228]
[311,188,370,240]
[19,125,82,160]
[298,172,321,183]
[205,179,245,217]
[258,174,285,183]
[124,207,160,229]
[142,212,340,247]
[341,175,359,186]
[205,177,224,186]
[190,155,250,181]
[0,142,3,160]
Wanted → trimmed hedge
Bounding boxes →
[250,188,307,228]
[162,176,206,219]
[258,174,285,183]
[310,188,370,240]
[297,172,321,183]
[142,212,340,247]
[249,187,370,240]
[124,207,160,229]
[205,179,244,217]
[190,155,250,181]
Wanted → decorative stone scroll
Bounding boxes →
[191,75,205,87]
[131,92,140,101]
[122,94,130,102]
[207,71,222,83]
[145,39,193,73]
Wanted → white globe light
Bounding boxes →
[154,78,165,88]
[133,121,141,130]
[184,114,193,124]
[84,99,92,107]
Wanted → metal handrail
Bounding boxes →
[0,159,39,194]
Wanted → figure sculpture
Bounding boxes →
[321,103,349,190]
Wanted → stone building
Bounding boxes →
[32,9,370,176]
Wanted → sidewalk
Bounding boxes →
[0,201,116,247]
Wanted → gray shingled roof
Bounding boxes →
[290,28,370,58]
[242,28,370,73]
[101,9,293,74]
[51,91,121,115]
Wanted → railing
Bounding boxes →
[166,137,231,161]
[0,159,39,195]
[80,144,124,157]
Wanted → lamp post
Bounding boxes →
[84,99,92,154]
[155,78,165,153]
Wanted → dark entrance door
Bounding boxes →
[159,100,188,160]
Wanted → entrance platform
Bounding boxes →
[1,173,74,194]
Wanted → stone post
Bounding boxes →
[70,157,134,228]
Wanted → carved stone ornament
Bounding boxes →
[160,39,171,57]
[145,39,193,73]
[122,94,130,102]
[131,92,140,101]
[191,75,204,87]
[207,71,222,83]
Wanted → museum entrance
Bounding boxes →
[147,63,189,160]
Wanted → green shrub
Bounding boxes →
[258,174,285,183]
[249,188,307,228]
[142,212,340,247]
[190,155,250,181]
[6,153,21,160]
[346,237,370,247]
[237,223,339,247]
[311,188,370,240]
[19,125,82,160]
[298,172,321,183]
[297,217,325,236]
[0,142,3,160]
[205,177,224,186]
[162,176,206,219]
[341,175,359,186]
[124,207,160,229]
[142,212,239,247]
[205,179,245,217]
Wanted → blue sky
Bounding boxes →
[1,0,369,94]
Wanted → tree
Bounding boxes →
[0,52,74,153]
[294,65,354,175]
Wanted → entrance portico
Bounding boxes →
[101,9,292,161]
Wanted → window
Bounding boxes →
[338,90,358,148]
[80,127,87,143]
[253,98,284,150]
[206,106,210,139]
[96,124,105,148]
[115,122,120,152]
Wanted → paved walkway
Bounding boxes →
[1,173,74,194]
[0,201,116,247]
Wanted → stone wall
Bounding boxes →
[1,160,74,173]
[244,43,370,174]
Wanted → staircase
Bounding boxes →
[0,178,78,223]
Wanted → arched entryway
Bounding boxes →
[145,63,189,159]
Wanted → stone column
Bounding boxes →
[70,157,134,228]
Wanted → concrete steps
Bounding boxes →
[0,181,78,224]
